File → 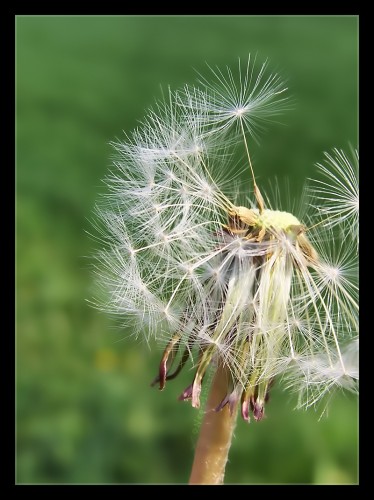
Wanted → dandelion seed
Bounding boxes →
[309,147,359,244]
[92,56,358,485]
[184,54,291,143]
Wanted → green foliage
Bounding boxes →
[17,16,358,484]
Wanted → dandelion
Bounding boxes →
[92,56,358,485]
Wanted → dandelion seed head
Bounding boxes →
[92,56,358,422]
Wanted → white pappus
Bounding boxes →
[91,55,358,422]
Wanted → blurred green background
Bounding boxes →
[17,16,358,484]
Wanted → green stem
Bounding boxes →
[188,364,238,485]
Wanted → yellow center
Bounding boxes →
[230,205,302,233]
[252,208,301,230]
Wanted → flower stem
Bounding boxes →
[188,364,238,485]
